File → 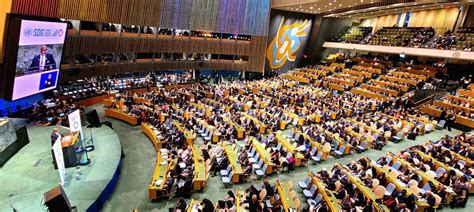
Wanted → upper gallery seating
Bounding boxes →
[332,27,373,43]
[333,26,473,52]
[425,27,474,51]
[367,27,435,47]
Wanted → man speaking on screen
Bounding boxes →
[29,45,56,72]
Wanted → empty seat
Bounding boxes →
[303,185,317,198]
[298,176,312,189]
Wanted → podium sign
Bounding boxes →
[53,138,66,185]
[68,110,83,140]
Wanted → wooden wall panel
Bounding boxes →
[63,36,256,56]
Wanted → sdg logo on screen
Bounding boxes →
[24,28,64,37]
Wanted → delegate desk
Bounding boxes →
[275,131,305,167]
[340,166,390,212]
[60,132,83,168]
[416,150,474,194]
[284,74,310,84]
[316,126,352,155]
[308,172,341,211]
[251,138,274,174]
[223,144,243,183]
[192,144,209,191]
[276,180,296,211]
[434,101,474,114]
[141,123,163,150]
[196,119,219,143]
[104,108,138,125]
[373,79,409,92]
[360,84,398,97]
[258,110,286,130]
[221,115,244,139]
[235,189,247,212]
[458,89,474,98]
[148,152,171,201]
[296,130,331,160]
[242,113,266,134]
[282,110,304,126]
[352,88,389,101]
[389,153,456,201]
[172,121,196,145]
[366,158,430,211]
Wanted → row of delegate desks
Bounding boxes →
[316,126,352,155]
[251,137,275,174]
[141,123,164,150]
[307,172,341,211]
[352,65,382,74]
[242,113,267,133]
[282,109,305,126]
[295,130,332,160]
[342,69,372,79]
[276,180,296,211]
[223,143,243,183]
[388,152,456,202]
[438,145,474,166]
[196,118,219,142]
[171,121,196,145]
[221,115,245,139]
[372,79,409,92]
[192,144,209,191]
[360,84,399,97]
[257,110,286,130]
[391,71,427,81]
[189,102,213,117]
[458,89,474,98]
[415,150,474,194]
[104,108,138,125]
[381,75,418,86]
[275,131,305,167]
[420,105,474,128]
[339,165,390,212]
[363,158,430,210]
[352,87,389,101]
[141,123,175,201]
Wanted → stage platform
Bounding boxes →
[0,124,122,212]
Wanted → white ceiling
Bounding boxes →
[271,0,472,18]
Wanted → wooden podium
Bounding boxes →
[60,132,83,168]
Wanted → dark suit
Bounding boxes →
[51,132,60,146]
[29,54,56,71]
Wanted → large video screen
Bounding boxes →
[11,20,67,100]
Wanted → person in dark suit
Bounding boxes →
[50,128,63,169]
[50,128,63,146]
[29,45,56,72]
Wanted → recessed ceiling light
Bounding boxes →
[361,0,363,2]
[339,4,342,7]
[310,6,313,9]
[299,5,302,8]
[329,3,332,6]
[318,8,321,10]
[324,5,327,8]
